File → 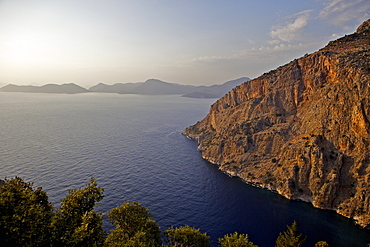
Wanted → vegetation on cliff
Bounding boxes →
[0,177,330,246]
[183,19,370,228]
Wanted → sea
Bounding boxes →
[0,92,369,247]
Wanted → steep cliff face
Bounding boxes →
[184,19,370,228]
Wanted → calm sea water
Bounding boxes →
[0,92,369,247]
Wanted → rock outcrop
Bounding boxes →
[184,19,370,228]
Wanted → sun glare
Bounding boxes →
[2,29,63,67]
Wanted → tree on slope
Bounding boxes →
[52,178,105,247]
[219,232,258,247]
[315,241,329,247]
[104,201,162,247]
[0,177,54,247]
[164,225,211,247]
[275,221,306,247]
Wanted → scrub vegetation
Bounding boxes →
[0,177,329,246]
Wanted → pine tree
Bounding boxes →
[275,221,306,247]
[0,177,54,246]
[315,241,329,247]
[164,225,211,247]
[105,201,162,247]
[52,178,105,247]
[219,232,258,247]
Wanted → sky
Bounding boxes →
[0,0,369,87]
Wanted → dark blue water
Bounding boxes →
[0,92,369,247]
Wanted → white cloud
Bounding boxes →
[269,10,311,42]
[246,39,256,45]
[190,40,322,66]
[319,0,370,28]
[194,56,224,62]
[267,40,281,45]
[177,3,369,81]
[331,33,340,39]
[320,0,358,18]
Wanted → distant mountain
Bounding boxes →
[124,79,198,95]
[40,84,88,94]
[181,92,220,99]
[182,77,250,98]
[0,77,250,96]
[88,82,144,93]
[88,77,250,97]
[0,83,88,94]
[0,84,37,93]
[89,79,197,95]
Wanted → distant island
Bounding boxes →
[0,77,250,98]
[0,83,88,94]
[181,77,251,98]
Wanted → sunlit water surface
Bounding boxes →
[0,93,369,247]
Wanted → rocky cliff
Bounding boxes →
[184,19,370,228]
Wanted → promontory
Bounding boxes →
[184,19,370,228]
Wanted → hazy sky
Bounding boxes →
[0,0,369,87]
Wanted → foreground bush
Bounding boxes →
[218,232,258,247]
[0,177,53,246]
[105,201,161,247]
[0,177,330,246]
[52,178,105,247]
[164,225,211,247]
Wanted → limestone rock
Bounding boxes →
[357,19,370,34]
[184,19,370,228]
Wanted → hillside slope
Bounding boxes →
[184,19,370,228]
